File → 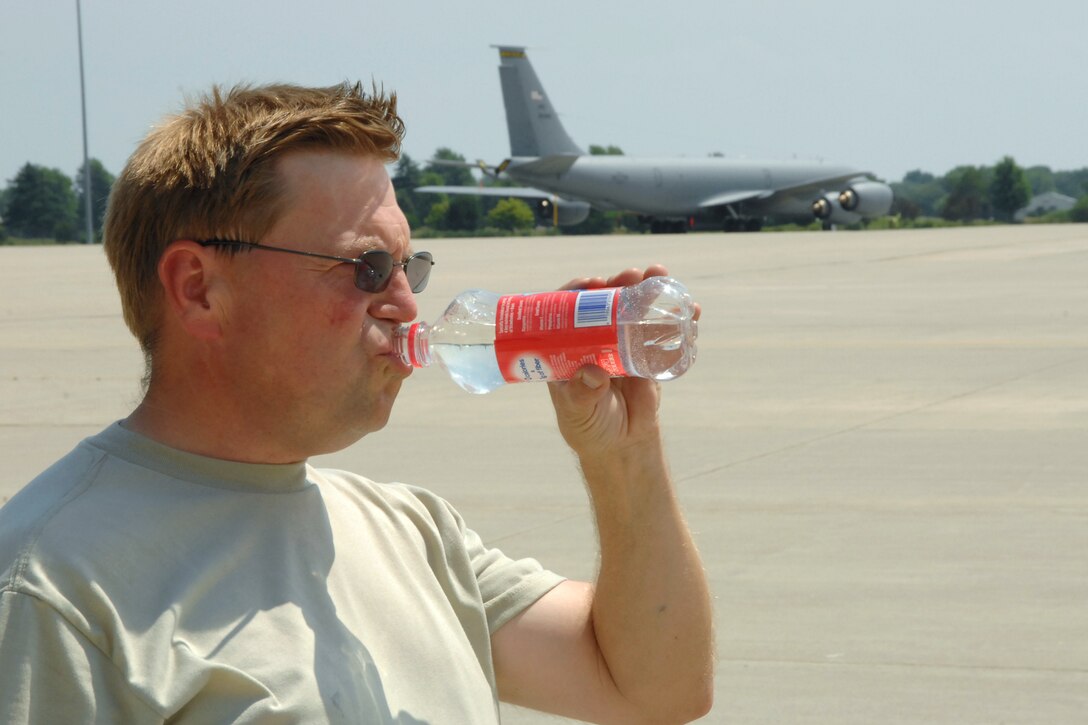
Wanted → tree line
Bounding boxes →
[0,160,114,243]
[3,151,1087,244]
[891,159,1088,224]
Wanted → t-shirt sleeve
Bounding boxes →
[0,590,160,724]
[460,526,566,633]
[398,483,566,634]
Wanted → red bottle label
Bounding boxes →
[494,288,626,384]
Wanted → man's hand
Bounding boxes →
[547,264,696,460]
[492,265,713,724]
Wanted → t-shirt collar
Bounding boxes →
[89,421,312,493]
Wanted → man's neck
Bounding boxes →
[125,386,308,465]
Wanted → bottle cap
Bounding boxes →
[407,322,421,368]
[398,321,430,368]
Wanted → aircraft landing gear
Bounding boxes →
[648,219,688,234]
[722,216,763,232]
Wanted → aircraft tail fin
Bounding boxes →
[495,46,583,158]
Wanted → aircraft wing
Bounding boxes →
[697,190,776,208]
[697,172,871,210]
[416,185,559,199]
[766,172,873,199]
[415,184,594,226]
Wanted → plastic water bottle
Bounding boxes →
[392,276,697,394]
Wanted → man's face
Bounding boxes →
[218,150,419,458]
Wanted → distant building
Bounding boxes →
[1016,192,1077,221]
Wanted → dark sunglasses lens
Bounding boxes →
[355,252,394,292]
[406,252,433,292]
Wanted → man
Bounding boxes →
[0,82,713,723]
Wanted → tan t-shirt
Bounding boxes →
[0,423,564,723]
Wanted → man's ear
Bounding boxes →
[157,240,227,341]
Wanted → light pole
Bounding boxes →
[76,0,94,244]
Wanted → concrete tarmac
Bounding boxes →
[2,224,1086,723]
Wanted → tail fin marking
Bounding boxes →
[494,45,583,158]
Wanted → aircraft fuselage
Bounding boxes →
[505,155,863,217]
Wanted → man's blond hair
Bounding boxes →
[103,82,404,354]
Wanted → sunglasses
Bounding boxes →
[198,239,434,293]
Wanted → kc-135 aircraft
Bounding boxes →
[417,46,893,232]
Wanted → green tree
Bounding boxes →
[1054,168,1088,198]
[391,154,427,227]
[1070,196,1088,223]
[889,195,921,219]
[1024,166,1056,195]
[394,189,421,228]
[903,170,936,184]
[892,169,944,218]
[423,195,480,232]
[4,163,78,240]
[424,197,449,229]
[391,154,422,190]
[941,166,989,221]
[74,158,115,242]
[588,144,624,155]
[425,148,474,186]
[413,169,448,227]
[0,184,11,239]
[487,198,535,231]
[989,156,1032,222]
[445,196,480,231]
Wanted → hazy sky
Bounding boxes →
[2,0,1085,189]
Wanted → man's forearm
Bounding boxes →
[580,440,715,722]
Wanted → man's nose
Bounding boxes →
[371,267,418,322]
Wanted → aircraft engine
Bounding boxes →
[811,193,856,224]
[537,198,591,226]
[838,181,894,217]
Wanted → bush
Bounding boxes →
[52,219,80,244]
[1071,196,1088,223]
[486,198,535,231]
[1023,210,1072,224]
[863,216,903,230]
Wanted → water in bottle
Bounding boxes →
[393,276,697,394]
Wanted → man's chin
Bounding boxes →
[354,385,402,436]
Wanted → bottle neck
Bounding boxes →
[393,322,431,368]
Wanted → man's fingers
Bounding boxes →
[552,367,609,408]
[559,276,606,291]
[559,265,671,292]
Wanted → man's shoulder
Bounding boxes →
[2,424,135,526]
[0,440,105,564]
[0,423,184,598]
[311,468,456,518]
[0,435,115,627]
